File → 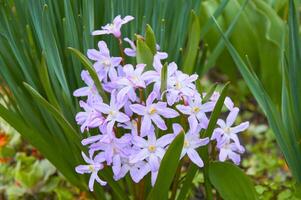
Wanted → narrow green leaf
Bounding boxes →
[23,82,83,150]
[68,47,108,103]
[145,24,157,54]
[147,132,184,200]
[209,162,257,200]
[136,38,154,71]
[182,11,201,74]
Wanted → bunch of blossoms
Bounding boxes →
[73,15,249,191]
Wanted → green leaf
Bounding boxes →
[136,38,154,72]
[145,24,157,54]
[182,11,201,74]
[68,47,108,103]
[147,132,184,200]
[209,162,258,200]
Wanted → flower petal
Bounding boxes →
[187,149,204,168]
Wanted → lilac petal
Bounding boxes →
[217,119,226,128]
[155,148,166,159]
[96,103,111,114]
[89,173,97,191]
[149,154,160,171]
[231,122,249,134]
[122,15,134,24]
[156,134,174,147]
[224,97,234,110]
[156,51,168,59]
[82,135,102,145]
[116,112,130,123]
[108,68,118,80]
[87,49,100,61]
[130,104,146,115]
[111,57,122,67]
[106,120,115,134]
[92,30,109,36]
[124,38,136,49]
[124,48,136,57]
[73,87,90,97]
[134,162,150,183]
[112,155,121,175]
[141,115,152,134]
[193,137,210,148]
[94,152,106,163]
[187,149,204,168]
[226,107,239,127]
[211,128,223,141]
[115,165,130,181]
[151,171,158,186]
[146,91,157,105]
[219,149,228,162]
[151,114,167,130]
[105,146,114,165]
[132,136,148,147]
[188,115,198,132]
[228,151,241,165]
[172,123,184,135]
[130,149,149,163]
[158,107,179,118]
[200,102,215,113]
[130,167,142,183]
[123,64,134,74]
[176,105,191,115]
[75,165,90,174]
[95,175,107,186]
[135,64,146,75]
[97,41,110,57]
[81,152,92,164]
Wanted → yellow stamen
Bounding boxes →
[184,140,189,148]
[148,107,157,115]
[148,145,156,152]
[192,107,200,113]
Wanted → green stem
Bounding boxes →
[170,160,183,200]
[202,148,213,200]
[118,38,126,65]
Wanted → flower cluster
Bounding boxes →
[73,15,249,191]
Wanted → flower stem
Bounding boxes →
[170,160,183,200]
[118,38,126,65]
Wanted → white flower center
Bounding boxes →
[109,110,117,117]
[88,165,95,172]
[184,140,189,148]
[103,59,111,67]
[192,106,200,113]
[224,127,231,134]
[175,81,182,90]
[148,107,157,115]
[148,145,156,152]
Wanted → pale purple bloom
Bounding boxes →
[116,64,147,102]
[211,108,249,149]
[143,62,178,98]
[114,157,150,183]
[92,15,134,38]
[75,152,106,191]
[130,92,179,134]
[118,119,138,136]
[87,41,122,82]
[176,95,215,131]
[96,92,130,134]
[210,92,235,111]
[166,71,198,105]
[73,70,103,104]
[129,131,173,172]
[217,142,245,165]
[76,101,105,133]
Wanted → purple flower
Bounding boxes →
[76,101,105,133]
[130,92,179,134]
[176,95,215,131]
[181,129,209,168]
[87,41,122,82]
[75,152,106,191]
[73,70,103,104]
[96,92,130,134]
[217,142,245,165]
[211,108,249,149]
[116,64,147,102]
[210,92,235,111]
[114,157,150,183]
[166,71,198,105]
[142,62,178,98]
[130,131,173,172]
[92,15,134,38]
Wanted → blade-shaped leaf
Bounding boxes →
[209,162,257,200]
